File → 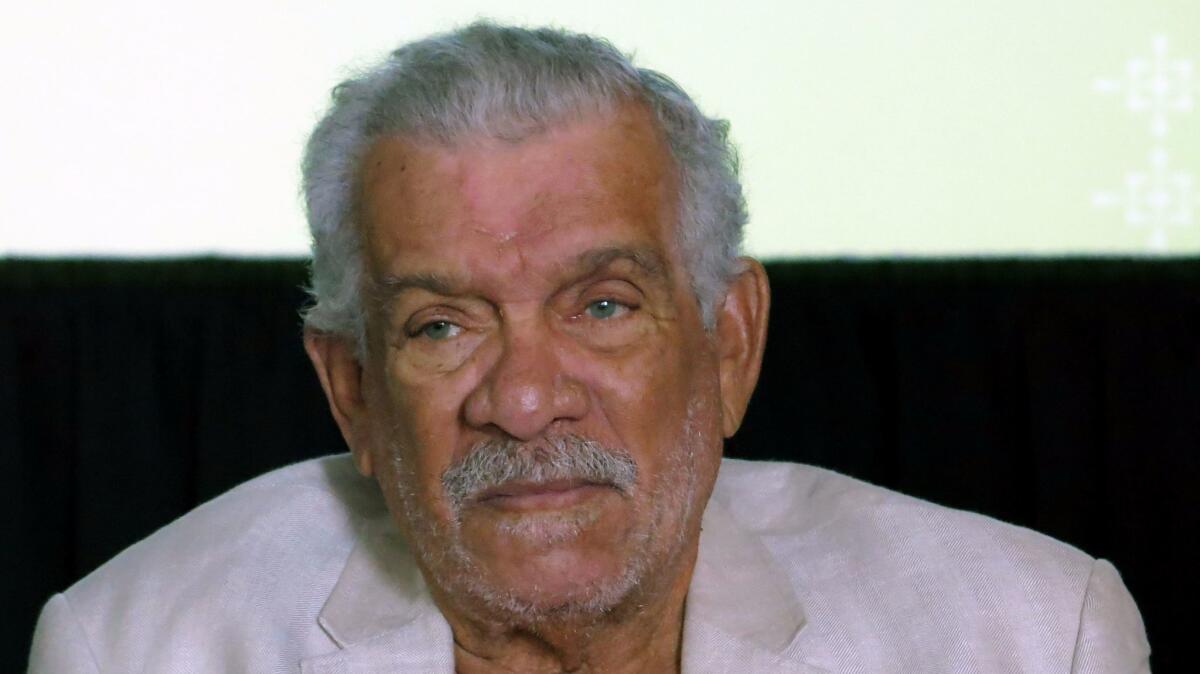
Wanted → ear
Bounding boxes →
[715,257,771,438]
[303,330,376,477]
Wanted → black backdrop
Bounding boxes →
[4,258,1198,672]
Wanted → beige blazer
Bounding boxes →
[29,456,1150,673]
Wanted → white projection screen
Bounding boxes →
[1,1,1196,259]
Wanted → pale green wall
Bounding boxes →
[0,1,1195,256]
[720,1,1200,257]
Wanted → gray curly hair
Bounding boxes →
[301,21,748,357]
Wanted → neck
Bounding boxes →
[442,545,698,674]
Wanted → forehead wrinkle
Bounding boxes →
[463,186,604,246]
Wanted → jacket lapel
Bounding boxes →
[301,516,455,673]
[682,500,832,673]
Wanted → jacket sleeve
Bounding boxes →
[1070,559,1151,674]
[27,594,101,674]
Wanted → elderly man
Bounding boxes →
[30,22,1149,673]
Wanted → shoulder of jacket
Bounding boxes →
[714,457,1094,575]
[713,458,1102,670]
[61,454,381,637]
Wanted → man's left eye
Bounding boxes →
[417,320,462,340]
[585,299,628,320]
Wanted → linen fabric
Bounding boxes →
[28,455,1150,673]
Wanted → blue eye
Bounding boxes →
[585,299,624,319]
[419,320,460,340]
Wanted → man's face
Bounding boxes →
[353,103,725,624]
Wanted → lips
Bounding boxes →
[473,479,612,512]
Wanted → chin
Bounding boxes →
[465,553,646,626]
[457,514,647,624]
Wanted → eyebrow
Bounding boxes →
[571,245,670,284]
[376,270,464,297]
[373,244,671,302]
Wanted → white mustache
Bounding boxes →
[441,435,638,511]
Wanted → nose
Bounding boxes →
[462,319,590,440]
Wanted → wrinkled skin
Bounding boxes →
[305,102,770,673]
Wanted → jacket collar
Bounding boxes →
[681,499,828,673]
[306,491,829,672]
[303,516,454,673]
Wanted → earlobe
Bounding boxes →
[303,330,375,477]
[715,258,771,438]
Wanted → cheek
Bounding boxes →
[373,349,493,504]
[383,339,493,434]
[583,325,715,463]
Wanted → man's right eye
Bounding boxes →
[415,320,461,340]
